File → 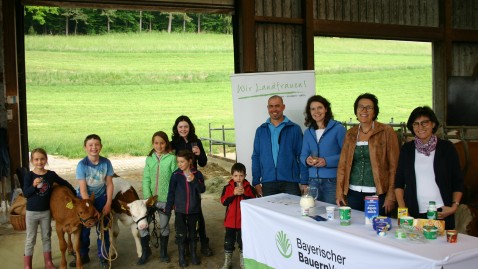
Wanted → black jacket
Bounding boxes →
[171,139,208,169]
[23,170,76,211]
[395,139,464,228]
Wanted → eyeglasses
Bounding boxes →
[412,120,431,128]
[357,105,374,111]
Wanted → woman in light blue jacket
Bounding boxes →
[300,95,346,204]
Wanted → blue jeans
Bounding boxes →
[262,181,301,196]
[308,178,336,204]
[346,189,388,216]
[79,192,110,258]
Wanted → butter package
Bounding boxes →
[373,216,392,231]
[364,196,379,224]
[397,207,408,225]
[413,219,445,236]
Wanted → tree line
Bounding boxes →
[25,6,233,35]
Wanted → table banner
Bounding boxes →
[241,194,478,269]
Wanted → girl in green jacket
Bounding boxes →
[141,131,177,264]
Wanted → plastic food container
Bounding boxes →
[423,225,438,240]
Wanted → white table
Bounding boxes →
[241,193,478,269]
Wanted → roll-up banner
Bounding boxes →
[230,71,316,175]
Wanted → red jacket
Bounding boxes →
[220,179,256,229]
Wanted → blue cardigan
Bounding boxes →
[300,119,346,179]
[251,119,307,186]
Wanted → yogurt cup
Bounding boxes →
[339,206,351,226]
[423,225,438,240]
[446,230,458,243]
[376,222,388,236]
[399,216,414,227]
[326,206,335,220]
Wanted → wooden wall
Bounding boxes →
[248,0,478,111]
[314,0,439,27]
[452,43,478,76]
[0,1,5,129]
[243,0,478,155]
[453,0,478,29]
[253,0,306,72]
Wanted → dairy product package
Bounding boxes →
[365,195,379,224]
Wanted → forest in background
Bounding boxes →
[24,6,233,35]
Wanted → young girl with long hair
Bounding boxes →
[171,115,213,256]
[165,150,205,267]
[23,148,76,269]
[141,131,177,264]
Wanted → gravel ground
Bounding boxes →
[0,154,241,269]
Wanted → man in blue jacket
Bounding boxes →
[252,95,307,197]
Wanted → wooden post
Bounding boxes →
[3,0,25,188]
[222,125,226,157]
[208,123,212,154]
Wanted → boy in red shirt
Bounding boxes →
[220,163,257,269]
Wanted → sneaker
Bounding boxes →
[99,257,110,268]
[69,254,90,267]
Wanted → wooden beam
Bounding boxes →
[16,1,30,169]
[315,19,444,42]
[255,16,304,25]
[444,0,452,76]
[21,0,235,14]
[443,0,452,124]
[303,0,314,70]
[238,0,256,72]
[3,0,24,180]
[450,29,478,43]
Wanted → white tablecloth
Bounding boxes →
[241,193,478,269]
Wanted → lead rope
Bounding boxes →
[150,210,161,248]
[99,212,118,268]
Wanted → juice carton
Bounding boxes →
[365,196,379,224]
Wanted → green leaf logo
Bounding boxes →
[275,230,292,258]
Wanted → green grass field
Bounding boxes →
[25,33,431,158]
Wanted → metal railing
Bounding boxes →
[341,117,410,145]
[200,121,478,169]
[200,123,236,158]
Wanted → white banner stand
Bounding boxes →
[230,70,316,176]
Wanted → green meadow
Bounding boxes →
[25,33,431,158]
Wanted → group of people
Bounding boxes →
[252,94,463,230]
[22,115,215,269]
[141,116,213,268]
[23,135,119,269]
[22,93,464,269]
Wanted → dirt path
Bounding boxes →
[0,155,241,269]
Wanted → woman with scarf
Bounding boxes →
[395,106,464,229]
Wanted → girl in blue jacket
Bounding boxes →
[165,150,205,267]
